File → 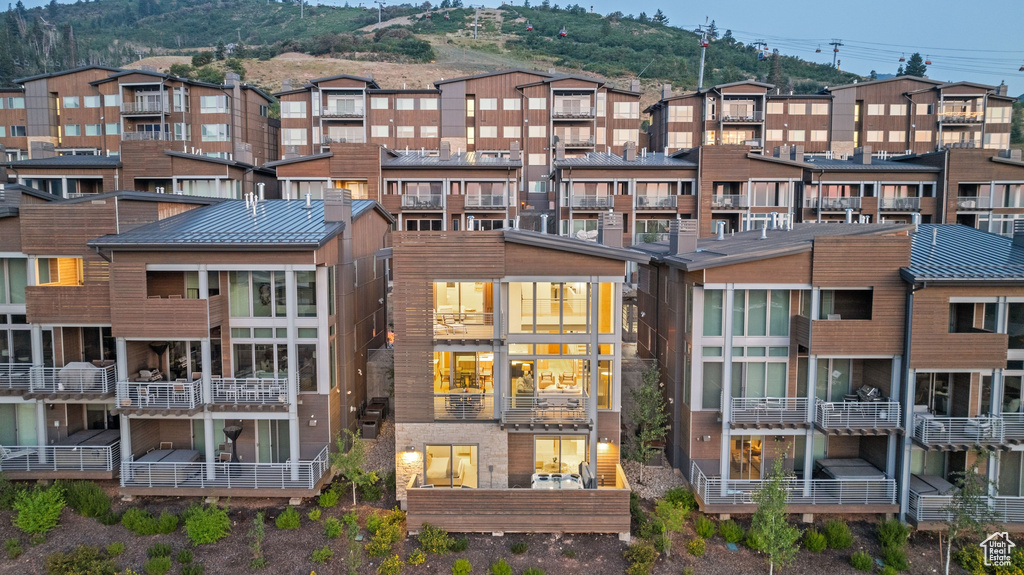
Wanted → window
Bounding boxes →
[535,436,586,475]
[668,105,693,122]
[396,98,415,110]
[280,101,306,118]
[987,107,1011,124]
[259,105,269,117]
[1008,303,1024,349]
[2,96,25,109]
[201,124,229,142]
[748,182,791,208]
[612,129,637,146]
[788,130,805,142]
[668,132,693,148]
[478,98,497,111]
[916,103,933,115]
[890,104,907,116]
[811,102,828,115]
[62,96,79,109]
[765,129,783,141]
[174,123,191,141]
[396,126,414,138]
[503,126,520,138]
[732,290,790,336]
[867,104,885,116]
[613,101,639,119]
[103,94,119,107]
[420,98,438,110]
[528,125,546,138]
[788,103,806,115]
[105,123,120,135]
[64,124,80,137]
[420,126,438,138]
[199,95,228,114]
[424,445,478,488]
[528,153,546,166]
[81,95,100,108]
[466,127,474,145]
[984,133,1010,149]
[371,125,389,138]
[817,358,852,402]
[281,128,307,146]
[818,289,872,320]
[479,126,497,138]
[528,97,546,110]
[766,102,784,115]
[811,130,827,142]
[889,131,906,143]
[404,218,442,231]
[705,130,717,145]
[503,98,520,111]
[371,97,388,110]
[702,361,723,409]
[866,131,884,142]
[731,360,787,398]
[35,257,83,286]
[85,124,101,137]
[703,289,724,336]
[507,281,597,334]
[0,127,4,137]
[915,130,932,142]
[949,302,997,333]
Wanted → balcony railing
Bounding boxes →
[401,194,443,209]
[116,380,201,410]
[321,108,365,118]
[956,196,993,210]
[434,393,495,420]
[121,446,329,490]
[912,414,1005,446]
[636,195,678,209]
[464,194,507,209]
[211,377,290,406]
[939,111,983,124]
[322,135,365,145]
[0,443,120,472]
[805,197,863,210]
[633,232,669,245]
[433,312,494,339]
[556,137,596,148]
[552,107,596,119]
[815,400,901,431]
[1004,413,1024,441]
[722,111,764,122]
[501,396,589,425]
[121,131,172,141]
[0,363,33,391]
[711,194,748,209]
[29,365,117,395]
[691,463,897,507]
[879,197,922,211]
[730,397,808,426]
[570,195,613,209]
[908,491,1024,524]
[121,102,168,115]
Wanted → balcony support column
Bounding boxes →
[719,286,735,498]
[199,267,212,405]
[115,338,128,382]
[204,411,216,481]
[34,400,47,464]
[886,355,902,480]
[285,267,301,482]
[804,287,819,495]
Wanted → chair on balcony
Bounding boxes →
[172,381,189,404]
[442,314,467,334]
[137,386,154,407]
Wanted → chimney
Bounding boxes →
[623,141,637,162]
[1012,221,1024,248]
[224,72,241,87]
[790,145,804,161]
[629,79,641,93]
[852,146,872,165]
[440,141,451,161]
[509,140,521,162]
[596,212,623,247]
[661,84,672,99]
[667,219,698,255]
[540,213,549,233]
[555,141,565,162]
[324,189,352,226]
[773,145,788,158]
[997,82,1008,96]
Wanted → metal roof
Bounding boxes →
[801,155,940,172]
[4,155,122,169]
[554,152,697,169]
[382,151,522,169]
[88,199,346,250]
[502,229,650,264]
[14,65,121,84]
[901,224,1024,283]
[264,152,334,168]
[433,68,552,87]
[60,190,224,206]
[825,75,939,92]
[163,150,275,173]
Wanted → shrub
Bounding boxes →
[13,484,65,536]
[877,518,910,550]
[359,481,383,501]
[155,512,179,534]
[408,548,426,566]
[60,481,111,518]
[452,558,472,575]
[275,506,300,530]
[419,523,453,554]
[5,537,23,559]
[745,528,765,551]
[521,569,545,575]
[694,515,716,539]
[318,487,340,508]
[719,519,745,544]
[183,504,231,545]
[98,511,121,526]
[311,545,333,564]
[324,517,343,538]
[489,558,512,575]
[850,550,874,572]
[955,546,985,571]
[561,547,576,558]
[122,508,158,535]
[377,554,404,575]
[881,545,909,571]
[385,470,397,493]
[106,542,125,557]
[623,542,658,575]
[803,528,827,553]
[510,541,528,555]
[147,542,173,558]
[182,566,204,575]
[655,499,688,532]
[44,545,118,575]
[629,491,647,528]
[308,508,321,521]
[823,519,854,550]
[880,566,898,575]
[449,536,469,552]
[687,537,706,557]
[663,486,697,511]
[176,549,193,563]
[366,534,396,557]
[144,555,172,575]
[248,511,266,570]
[367,518,404,556]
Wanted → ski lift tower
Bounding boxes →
[829,39,843,68]
[375,0,386,28]
[696,18,712,90]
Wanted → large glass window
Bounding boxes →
[732,360,787,398]
[535,436,586,474]
[509,345,591,398]
[295,271,316,317]
[1009,303,1024,350]
[702,361,723,409]
[425,445,478,488]
[508,282,590,334]
[816,358,852,402]
[1003,376,1021,414]
[229,271,298,318]
[703,289,724,336]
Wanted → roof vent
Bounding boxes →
[760,225,768,240]
[303,192,313,209]
[716,221,725,241]
[467,215,475,231]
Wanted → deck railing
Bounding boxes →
[879,197,922,211]
[636,195,678,209]
[691,463,896,506]
[30,365,116,395]
[957,196,993,210]
[121,446,329,490]
[464,194,507,208]
[433,393,495,420]
[730,397,808,426]
[0,442,120,472]
[1004,413,1024,441]
[0,363,33,390]
[121,102,168,115]
[501,396,589,425]
[912,414,1004,445]
[908,490,1024,523]
[211,377,290,406]
[711,194,748,208]
[401,194,443,209]
[116,380,201,410]
[570,195,613,209]
[804,197,862,210]
[815,400,901,430]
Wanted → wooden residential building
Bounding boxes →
[0,88,29,161]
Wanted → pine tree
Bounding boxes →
[624,362,668,485]
[767,49,785,89]
[214,40,225,61]
[651,9,667,24]
[904,52,927,77]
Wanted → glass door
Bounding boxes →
[729,435,763,480]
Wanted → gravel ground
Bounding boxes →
[623,459,689,501]
[363,417,396,475]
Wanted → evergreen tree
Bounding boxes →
[46,0,57,20]
[767,48,784,89]
[869,69,877,80]
[624,362,668,485]
[896,64,904,76]
[707,19,718,39]
[904,52,927,77]
[214,40,226,61]
[651,8,666,24]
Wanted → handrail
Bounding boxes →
[0,442,119,472]
[434,393,495,420]
[879,197,922,210]
[908,490,1024,523]
[570,195,613,209]
[501,395,589,424]
[815,399,901,430]
[401,194,443,209]
[690,462,896,506]
[30,365,117,395]
[464,194,507,208]
[912,414,1004,445]
[116,379,201,410]
[121,445,330,490]
[711,194,748,208]
[730,397,808,425]
[121,102,168,114]
[956,196,992,209]
[1003,413,1024,440]
[804,197,863,210]
[0,363,34,390]
[211,377,290,406]
[636,195,678,209]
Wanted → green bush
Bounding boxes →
[307,508,321,521]
[318,487,340,508]
[105,541,125,557]
[377,554,405,575]
[183,504,231,545]
[745,529,765,551]
[510,541,528,555]
[60,481,110,518]
[122,508,159,535]
[803,528,827,553]
[687,537,706,557]
[408,548,426,566]
[850,550,874,572]
[384,470,397,493]
[275,506,301,530]
[655,499,688,532]
[880,566,898,575]
[311,545,333,564]
[694,515,716,539]
[359,481,384,501]
[629,491,647,528]
[877,518,911,550]
[521,569,545,575]
[324,517,343,538]
[452,558,472,575]
[44,545,117,575]
[823,519,854,550]
[561,547,576,558]
[5,537,23,559]
[13,484,65,537]
[0,473,26,510]
[97,511,121,526]
[955,546,985,571]
[144,555,172,575]
[663,486,697,511]
[147,542,173,558]
[881,545,909,571]
[176,549,193,563]
[155,512,179,534]
[181,566,204,575]
[449,536,469,553]
[719,519,745,544]
[488,558,512,575]
[419,523,454,554]
[623,541,657,575]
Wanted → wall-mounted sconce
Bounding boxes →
[667,397,674,404]
[698,435,711,442]
[349,406,357,412]
[54,420,60,428]
[308,415,318,427]
[600,437,610,444]
[406,445,416,453]
[48,403,55,410]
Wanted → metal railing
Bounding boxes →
[116,380,202,410]
[722,111,764,122]
[321,108,365,118]
[0,363,33,390]
[121,102,168,114]
[464,194,507,208]
[121,131,172,141]
[28,365,116,395]
[730,397,808,426]
[879,197,922,210]
[939,111,983,123]
[433,312,494,338]
[570,195,614,209]
[636,195,678,209]
[0,442,120,472]
[691,463,897,507]
[556,137,596,148]
[956,196,992,210]
[711,194,749,208]
[321,135,365,144]
[501,396,589,425]
[121,446,329,490]
[815,400,901,430]
[804,197,863,210]
[401,194,443,209]
[908,490,1024,523]
[633,232,669,245]
[912,414,1005,445]
[552,107,596,119]
[1004,413,1024,441]
[434,393,495,420]
[211,377,290,406]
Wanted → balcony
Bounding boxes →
[122,131,172,142]
[939,111,983,124]
[116,379,202,412]
[722,111,764,123]
[912,414,1004,447]
[636,195,678,210]
[433,392,495,421]
[805,197,863,210]
[711,194,749,209]
[0,441,120,475]
[26,364,117,397]
[401,194,443,210]
[633,232,669,245]
[815,400,902,434]
[501,396,590,429]
[555,136,596,149]
[210,377,290,410]
[1005,413,1024,443]
[879,197,922,211]
[321,135,365,145]
[570,195,614,209]
[0,363,32,393]
[908,491,1024,526]
[552,107,596,120]
[121,102,168,115]
[956,196,992,210]
[433,312,494,340]
[321,108,365,119]
[730,397,809,429]
[464,194,507,209]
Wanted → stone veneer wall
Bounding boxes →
[394,422,508,502]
